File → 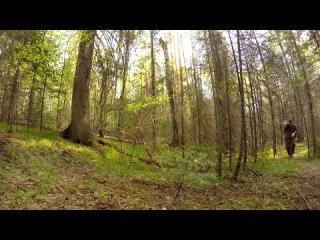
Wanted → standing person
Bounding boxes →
[283,120,298,158]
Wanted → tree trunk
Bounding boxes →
[209,30,226,177]
[244,49,258,162]
[256,82,266,149]
[61,30,96,146]
[205,33,219,149]
[97,56,111,138]
[7,61,21,133]
[1,66,12,120]
[27,71,37,131]
[118,30,131,132]
[150,30,157,147]
[40,74,47,132]
[192,46,203,144]
[245,80,254,157]
[310,30,320,48]
[229,30,246,180]
[159,38,180,146]
[56,41,69,133]
[221,45,233,170]
[178,34,185,157]
[290,30,318,158]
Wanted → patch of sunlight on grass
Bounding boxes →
[95,141,220,187]
[5,135,60,191]
[104,138,148,159]
[296,150,309,161]
[251,156,298,176]
[0,121,235,188]
[251,143,310,176]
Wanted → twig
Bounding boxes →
[243,165,263,177]
[173,163,189,201]
[298,189,311,210]
[96,134,140,144]
[128,139,137,169]
[56,186,64,193]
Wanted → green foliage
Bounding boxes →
[127,94,170,112]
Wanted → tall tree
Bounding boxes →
[243,42,258,162]
[208,30,226,177]
[177,34,186,157]
[229,30,246,179]
[118,30,133,132]
[150,30,157,147]
[39,73,48,131]
[289,30,319,158]
[159,38,180,146]
[7,61,21,133]
[61,30,96,145]
[191,43,203,144]
[252,30,277,159]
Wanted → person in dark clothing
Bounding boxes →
[283,120,298,158]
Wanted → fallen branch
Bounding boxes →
[243,165,264,177]
[298,189,311,210]
[96,134,139,144]
[98,139,161,168]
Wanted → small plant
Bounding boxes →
[97,190,108,202]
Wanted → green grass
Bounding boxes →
[0,121,313,186]
[247,143,312,176]
[13,188,47,206]
[1,121,319,209]
[250,156,298,176]
[2,122,320,210]
[0,121,220,188]
[0,168,8,180]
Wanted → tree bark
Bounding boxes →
[150,30,157,147]
[118,30,132,131]
[228,30,246,179]
[97,55,111,138]
[290,30,318,158]
[1,68,11,121]
[61,30,96,146]
[224,55,233,170]
[7,61,21,133]
[39,74,47,131]
[56,40,69,133]
[27,70,37,131]
[192,46,203,144]
[159,38,180,146]
[177,34,186,157]
[243,48,258,162]
[209,30,226,177]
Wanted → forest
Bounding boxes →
[0,30,320,210]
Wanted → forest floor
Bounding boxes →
[0,122,320,210]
